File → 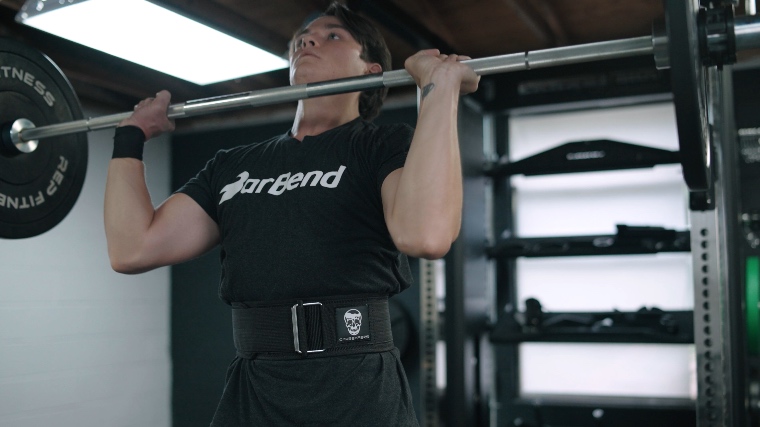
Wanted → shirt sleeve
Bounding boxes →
[374,123,414,189]
[174,152,222,223]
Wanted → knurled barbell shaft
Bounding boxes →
[16,16,760,143]
[17,36,653,143]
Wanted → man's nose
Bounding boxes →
[302,35,317,48]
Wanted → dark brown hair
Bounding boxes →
[292,2,391,120]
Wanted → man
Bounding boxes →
[104,3,478,425]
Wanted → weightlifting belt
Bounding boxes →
[232,294,394,360]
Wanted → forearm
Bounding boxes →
[104,158,157,272]
[388,81,463,257]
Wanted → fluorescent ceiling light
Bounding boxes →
[16,0,288,85]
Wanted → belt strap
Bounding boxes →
[232,294,394,359]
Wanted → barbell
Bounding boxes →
[0,0,758,239]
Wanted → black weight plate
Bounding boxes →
[0,38,87,239]
[666,0,711,191]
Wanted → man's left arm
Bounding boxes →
[381,49,479,260]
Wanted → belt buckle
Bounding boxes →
[291,302,325,354]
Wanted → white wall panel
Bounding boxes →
[0,103,171,427]
[508,102,694,398]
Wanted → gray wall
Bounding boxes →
[0,102,172,427]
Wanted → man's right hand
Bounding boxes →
[118,90,176,140]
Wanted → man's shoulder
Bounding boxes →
[211,134,287,161]
[356,120,413,141]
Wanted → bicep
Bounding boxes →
[142,193,220,269]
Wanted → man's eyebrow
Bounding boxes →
[295,23,349,38]
[324,23,349,31]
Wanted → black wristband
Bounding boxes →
[112,126,147,160]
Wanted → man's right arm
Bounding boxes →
[104,160,220,274]
[104,90,220,274]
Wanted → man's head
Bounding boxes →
[290,2,391,120]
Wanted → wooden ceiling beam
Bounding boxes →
[502,0,569,47]
[0,0,24,11]
[532,0,569,46]
[412,0,461,52]
[346,0,454,52]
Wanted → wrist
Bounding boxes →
[112,126,147,160]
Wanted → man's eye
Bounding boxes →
[328,33,340,40]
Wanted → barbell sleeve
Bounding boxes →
[735,15,760,51]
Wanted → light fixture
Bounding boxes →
[16,0,289,85]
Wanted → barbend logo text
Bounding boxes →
[219,165,346,204]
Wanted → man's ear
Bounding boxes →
[365,63,382,75]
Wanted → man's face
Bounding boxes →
[289,16,376,85]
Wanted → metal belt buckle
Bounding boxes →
[291,302,325,354]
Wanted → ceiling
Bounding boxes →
[0,0,756,132]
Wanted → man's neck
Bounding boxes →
[290,94,361,141]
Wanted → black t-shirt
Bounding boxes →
[177,117,413,304]
[176,117,419,426]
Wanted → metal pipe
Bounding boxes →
[735,15,760,51]
[16,17,760,143]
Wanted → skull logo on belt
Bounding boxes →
[343,309,362,336]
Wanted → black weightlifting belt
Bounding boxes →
[232,294,394,360]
